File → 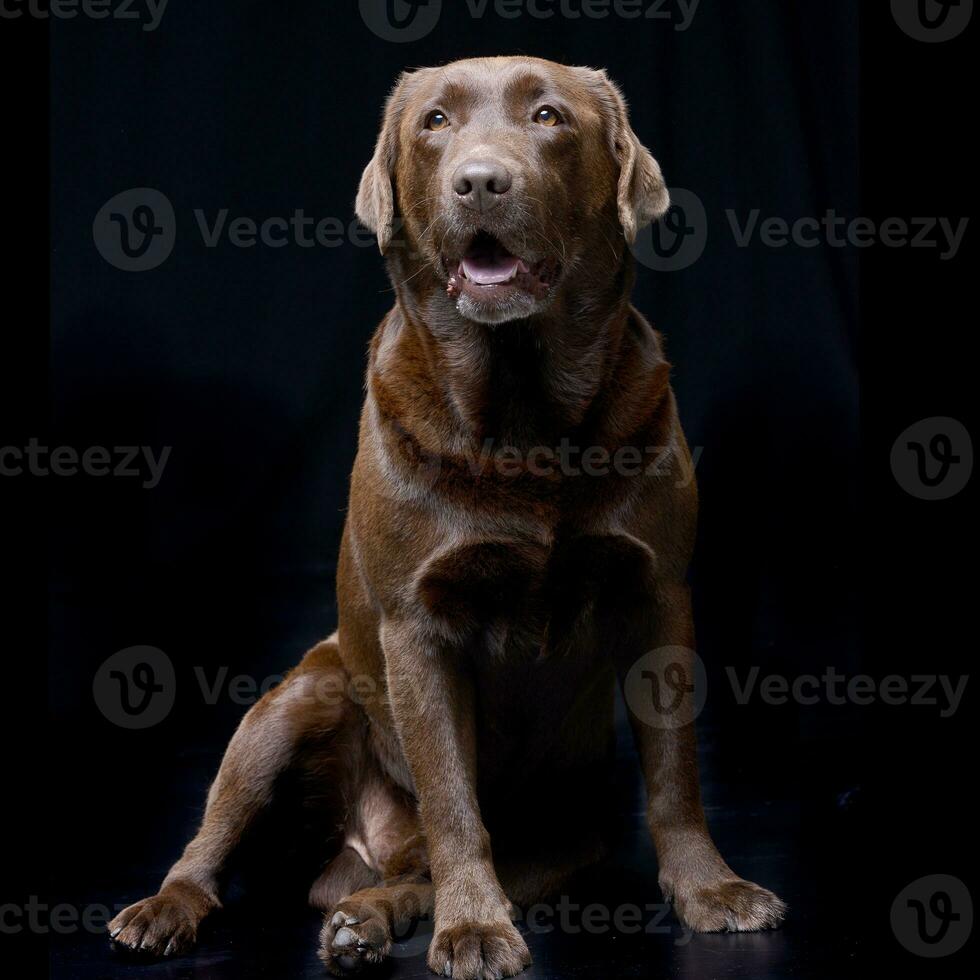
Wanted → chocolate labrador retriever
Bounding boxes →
[109,56,785,978]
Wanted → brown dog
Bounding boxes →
[108,56,785,978]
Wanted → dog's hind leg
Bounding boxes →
[109,633,362,957]
[317,782,433,975]
[309,846,380,914]
[319,871,434,975]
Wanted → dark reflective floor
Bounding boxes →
[48,696,962,980]
[44,568,972,979]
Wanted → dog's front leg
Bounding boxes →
[616,581,787,933]
[381,620,531,980]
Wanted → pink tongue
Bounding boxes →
[460,252,520,285]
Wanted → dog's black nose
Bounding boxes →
[452,160,513,212]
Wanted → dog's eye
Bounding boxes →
[533,106,562,127]
[425,111,450,132]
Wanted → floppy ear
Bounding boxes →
[587,70,670,244]
[356,73,413,255]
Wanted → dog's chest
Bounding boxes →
[416,529,656,660]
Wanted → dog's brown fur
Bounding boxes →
[109,57,785,978]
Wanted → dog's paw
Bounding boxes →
[108,886,209,956]
[427,920,531,980]
[665,876,786,932]
[319,903,392,975]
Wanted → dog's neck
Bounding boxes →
[388,257,640,450]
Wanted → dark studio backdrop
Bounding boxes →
[3,1,975,977]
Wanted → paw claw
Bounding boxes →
[319,902,392,976]
[667,876,786,933]
[107,889,207,958]
[427,921,530,980]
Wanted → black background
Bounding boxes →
[2,1,975,977]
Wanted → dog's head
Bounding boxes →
[357,57,669,325]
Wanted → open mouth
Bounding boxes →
[447,231,557,303]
